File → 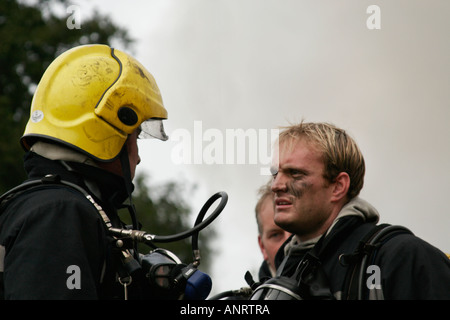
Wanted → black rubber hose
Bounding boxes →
[146,191,228,244]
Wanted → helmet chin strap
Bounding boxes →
[119,144,139,232]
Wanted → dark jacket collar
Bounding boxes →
[23,151,131,209]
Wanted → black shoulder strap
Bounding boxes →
[1,175,76,208]
[1,174,116,229]
[0,179,48,210]
[340,224,413,300]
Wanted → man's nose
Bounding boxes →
[271,171,288,193]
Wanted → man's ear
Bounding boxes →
[331,172,350,202]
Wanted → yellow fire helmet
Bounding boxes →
[21,44,168,162]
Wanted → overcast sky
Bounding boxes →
[70,0,450,295]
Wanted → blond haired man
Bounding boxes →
[258,122,450,300]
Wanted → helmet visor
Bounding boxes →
[139,119,168,141]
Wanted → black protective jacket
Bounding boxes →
[274,215,450,300]
[0,152,140,299]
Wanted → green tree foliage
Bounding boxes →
[0,0,215,271]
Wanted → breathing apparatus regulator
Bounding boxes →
[15,44,229,300]
[208,250,334,300]
[109,189,228,300]
[247,251,334,300]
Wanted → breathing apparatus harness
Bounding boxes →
[0,162,227,300]
[208,227,337,300]
[249,219,413,300]
[248,231,335,300]
[210,216,413,300]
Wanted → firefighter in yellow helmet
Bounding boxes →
[0,44,168,299]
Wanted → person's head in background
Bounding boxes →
[255,182,290,277]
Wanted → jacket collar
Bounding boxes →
[282,197,380,257]
[23,151,131,209]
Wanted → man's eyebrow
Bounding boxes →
[279,164,308,173]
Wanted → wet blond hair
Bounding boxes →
[278,122,365,200]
